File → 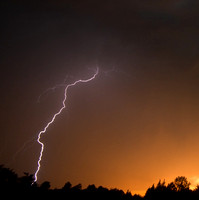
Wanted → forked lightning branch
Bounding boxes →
[33,68,99,183]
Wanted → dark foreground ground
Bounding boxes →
[1,165,199,200]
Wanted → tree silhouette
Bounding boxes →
[19,172,34,190]
[72,183,82,191]
[62,181,72,191]
[86,184,97,192]
[2,164,199,200]
[194,184,199,192]
[167,181,177,191]
[0,165,18,190]
[173,176,191,192]
[40,181,51,190]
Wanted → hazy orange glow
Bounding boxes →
[28,76,199,195]
[1,0,199,196]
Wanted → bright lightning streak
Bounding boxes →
[33,68,99,183]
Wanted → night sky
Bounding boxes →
[1,0,199,195]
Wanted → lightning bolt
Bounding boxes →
[33,68,99,183]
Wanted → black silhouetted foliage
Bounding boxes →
[1,165,199,200]
[145,176,193,200]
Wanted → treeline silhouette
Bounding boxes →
[1,165,199,200]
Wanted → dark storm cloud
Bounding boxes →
[64,0,199,61]
[1,1,199,194]
[1,0,199,89]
